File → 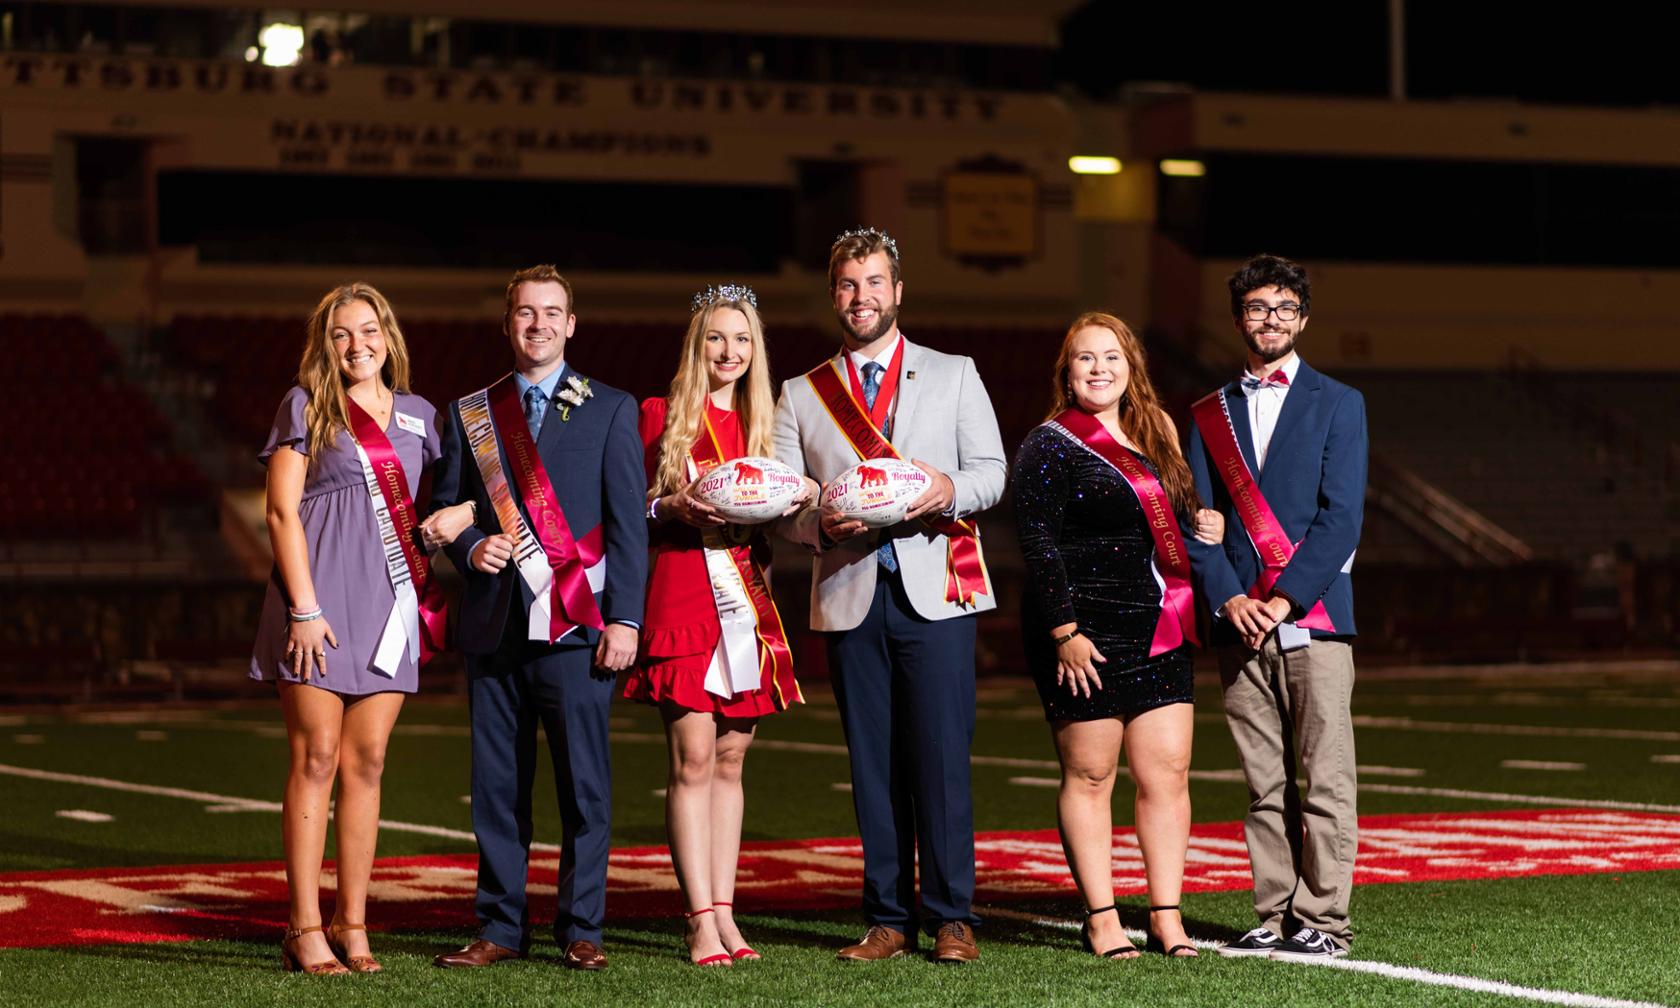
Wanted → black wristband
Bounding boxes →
[1052,628,1082,646]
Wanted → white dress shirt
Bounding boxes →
[848,333,903,423]
[1244,352,1299,474]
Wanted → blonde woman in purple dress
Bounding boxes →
[251,283,473,974]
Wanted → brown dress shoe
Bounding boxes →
[932,921,979,964]
[563,939,608,971]
[837,925,908,961]
[433,939,524,968]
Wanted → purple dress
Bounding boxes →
[249,385,441,695]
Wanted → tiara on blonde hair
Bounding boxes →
[832,227,899,261]
[690,283,759,313]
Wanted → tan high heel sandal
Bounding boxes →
[326,921,383,973]
[281,925,350,975]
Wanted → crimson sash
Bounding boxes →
[844,338,905,434]
[485,376,605,641]
[806,357,990,606]
[690,414,801,709]
[1051,410,1198,656]
[1190,389,1335,632]
[345,398,448,663]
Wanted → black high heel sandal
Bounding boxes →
[1144,904,1199,958]
[1080,905,1140,960]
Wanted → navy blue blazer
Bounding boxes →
[431,366,648,655]
[1185,360,1367,643]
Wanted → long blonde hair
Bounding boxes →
[1045,311,1201,515]
[650,298,775,498]
[298,282,412,463]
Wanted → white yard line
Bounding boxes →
[1351,716,1680,742]
[0,762,546,850]
[1309,956,1676,1008]
[1500,760,1586,772]
[1361,782,1680,815]
[993,909,1675,1008]
[55,810,114,823]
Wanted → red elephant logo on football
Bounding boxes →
[734,462,765,485]
[857,465,888,488]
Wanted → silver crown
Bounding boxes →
[832,227,899,261]
[690,283,759,313]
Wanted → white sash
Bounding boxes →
[687,457,764,698]
[351,441,418,677]
[460,384,606,642]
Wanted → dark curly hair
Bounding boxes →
[1227,254,1311,317]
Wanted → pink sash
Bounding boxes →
[1190,390,1335,632]
[1050,410,1198,656]
[345,398,448,664]
[485,376,605,641]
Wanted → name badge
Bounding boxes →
[394,412,426,437]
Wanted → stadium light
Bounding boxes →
[258,22,304,67]
[1159,159,1207,178]
[1068,156,1123,176]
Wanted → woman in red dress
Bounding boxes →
[625,285,811,966]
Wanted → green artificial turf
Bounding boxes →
[0,661,1677,1007]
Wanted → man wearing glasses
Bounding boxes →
[1185,254,1367,962]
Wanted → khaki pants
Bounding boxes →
[1219,637,1357,947]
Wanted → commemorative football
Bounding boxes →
[820,458,931,528]
[689,456,806,524]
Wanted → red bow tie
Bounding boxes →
[1243,370,1289,390]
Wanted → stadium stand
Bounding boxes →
[0,314,210,543]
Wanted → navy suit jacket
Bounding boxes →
[1185,360,1367,644]
[431,366,648,655]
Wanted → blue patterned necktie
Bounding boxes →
[860,360,899,573]
[523,384,545,438]
[860,361,892,440]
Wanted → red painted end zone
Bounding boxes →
[2,808,1676,948]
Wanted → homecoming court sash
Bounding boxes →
[346,397,448,675]
[805,354,991,606]
[1190,388,1335,633]
[686,414,799,705]
[459,374,606,643]
[1048,410,1199,656]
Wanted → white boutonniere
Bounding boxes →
[555,374,593,421]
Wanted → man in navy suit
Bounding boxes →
[1185,254,1367,963]
[430,265,647,971]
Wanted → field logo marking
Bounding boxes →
[2,808,1677,950]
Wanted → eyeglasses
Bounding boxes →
[1242,303,1302,322]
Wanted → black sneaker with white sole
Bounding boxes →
[1215,927,1281,958]
[1268,928,1348,962]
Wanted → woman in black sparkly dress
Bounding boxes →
[1012,312,1223,960]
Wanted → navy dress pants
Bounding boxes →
[826,570,978,936]
[467,618,615,950]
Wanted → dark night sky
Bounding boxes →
[1060,2,1680,108]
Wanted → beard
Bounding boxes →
[837,300,899,346]
[1243,327,1296,364]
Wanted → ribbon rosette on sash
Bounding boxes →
[1190,389,1336,635]
[805,355,991,606]
[346,398,448,675]
[687,417,798,704]
[459,375,607,643]
[1049,411,1198,656]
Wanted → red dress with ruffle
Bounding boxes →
[622,397,802,717]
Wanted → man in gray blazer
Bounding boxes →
[774,228,1006,964]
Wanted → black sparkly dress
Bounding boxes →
[1011,423,1195,722]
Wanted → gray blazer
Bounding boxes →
[773,339,1007,631]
